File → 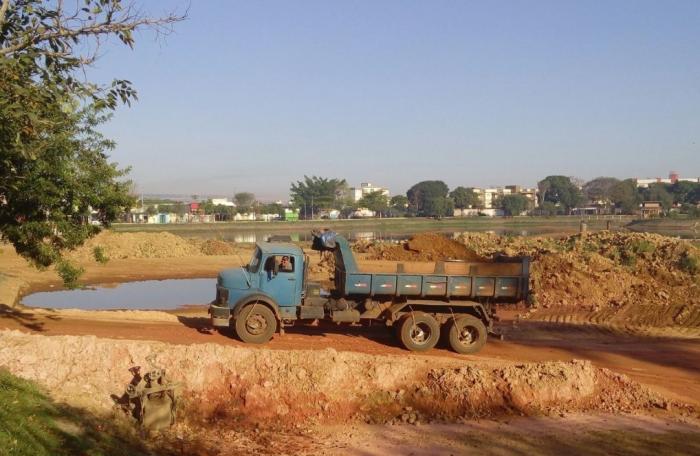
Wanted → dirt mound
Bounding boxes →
[356,231,700,331]
[68,231,239,260]
[200,239,236,256]
[457,231,700,330]
[423,360,664,419]
[69,231,201,260]
[0,331,688,429]
[355,233,485,262]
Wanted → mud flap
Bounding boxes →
[488,330,505,341]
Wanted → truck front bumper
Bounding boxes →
[209,303,231,328]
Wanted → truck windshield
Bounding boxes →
[248,248,262,273]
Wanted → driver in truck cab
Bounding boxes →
[279,255,293,272]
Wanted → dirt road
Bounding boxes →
[2,305,699,407]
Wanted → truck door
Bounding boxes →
[261,254,300,308]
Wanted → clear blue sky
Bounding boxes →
[90,0,700,201]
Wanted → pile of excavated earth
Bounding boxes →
[68,231,239,260]
[0,330,689,429]
[357,231,700,332]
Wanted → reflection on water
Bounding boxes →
[22,279,215,310]
[212,228,555,244]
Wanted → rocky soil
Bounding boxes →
[0,330,690,428]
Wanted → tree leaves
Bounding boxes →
[289,176,348,217]
[0,0,181,280]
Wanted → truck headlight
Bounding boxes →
[216,287,229,305]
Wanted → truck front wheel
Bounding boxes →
[234,304,277,344]
[447,315,487,354]
[398,312,440,352]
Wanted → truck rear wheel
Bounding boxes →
[447,315,486,354]
[234,303,277,344]
[398,312,440,352]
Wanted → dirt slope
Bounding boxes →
[0,330,688,426]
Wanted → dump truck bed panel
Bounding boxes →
[345,272,526,299]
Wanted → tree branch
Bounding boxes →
[0,0,10,30]
[0,3,185,57]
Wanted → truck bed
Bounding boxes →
[331,237,530,301]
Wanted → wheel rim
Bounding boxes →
[409,322,433,345]
[457,324,478,346]
[246,313,267,335]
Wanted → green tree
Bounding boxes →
[406,180,449,216]
[500,194,530,216]
[173,201,187,216]
[610,179,641,214]
[260,203,284,217]
[422,196,454,218]
[669,181,700,205]
[583,177,620,207]
[688,186,700,205]
[358,190,389,216]
[449,186,482,210]
[290,176,348,219]
[641,183,673,211]
[389,195,408,216]
[234,192,256,213]
[0,1,183,276]
[537,176,583,214]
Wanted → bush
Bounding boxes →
[679,251,699,275]
[56,261,85,289]
[92,246,109,264]
[630,239,656,256]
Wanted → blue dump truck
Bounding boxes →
[209,231,530,354]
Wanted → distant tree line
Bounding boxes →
[283,175,700,219]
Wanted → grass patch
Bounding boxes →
[0,369,153,456]
[630,239,656,256]
[92,246,110,264]
[55,261,84,290]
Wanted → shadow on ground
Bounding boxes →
[0,304,47,332]
[0,368,174,456]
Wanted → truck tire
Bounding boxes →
[398,312,440,352]
[234,303,277,344]
[447,315,487,354]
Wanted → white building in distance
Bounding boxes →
[211,198,236,207]
[635,172,699,188]
[350,183,390,202]
[470,186,537,209]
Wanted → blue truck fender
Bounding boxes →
[231,293,281,321]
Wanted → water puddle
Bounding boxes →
[21,278,216,310]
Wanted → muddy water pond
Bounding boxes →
[22,278,215,310]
